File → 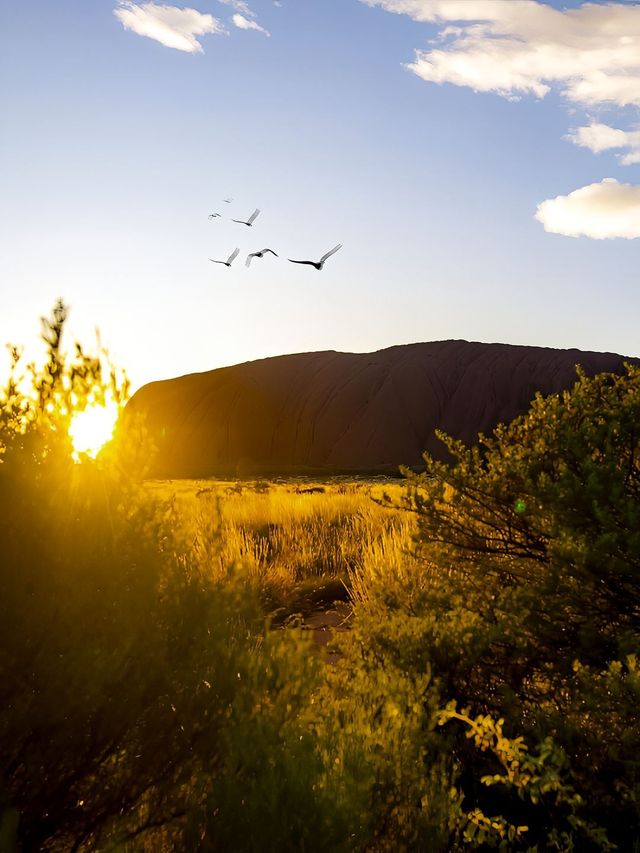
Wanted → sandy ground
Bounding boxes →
[303,602,353,664]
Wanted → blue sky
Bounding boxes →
[2,0,639,391]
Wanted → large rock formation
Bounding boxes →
[125,341,636,478]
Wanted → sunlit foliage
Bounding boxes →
[0,304,327,851]
[350,363,640,849]
[1,300,128,460]
[2,304,639,851]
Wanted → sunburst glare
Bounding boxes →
[68,402,119,460]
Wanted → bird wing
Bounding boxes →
[223,198,233,203]
[248,208,261,224]
[227,248,240,264]
[209,259,225,264]
[288,259,316,266]
[231,219,244,224]
[246,253,257,267]
[264,248,278,256]
[320,244,342,263]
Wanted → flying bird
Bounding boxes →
[208,213,222,219]
[288,244,342,270]
[232,208,261,227]
[246,248,278,267]
[222,198,233,203]
[209,248,240,267]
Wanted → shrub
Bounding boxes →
[5,304,638,850]
[0,303,290,850]
[405,365,640,675]
[350,364,640,849]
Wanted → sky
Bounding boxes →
[2,0,640,392]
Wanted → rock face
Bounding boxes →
[125,341,636,478]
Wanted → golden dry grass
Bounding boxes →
[146,478,417,613]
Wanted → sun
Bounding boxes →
[69,402,119,460]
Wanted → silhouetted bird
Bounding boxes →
[232,208,261,227]
[222,198,233,203]
[208,213,221,219]
[288,244,342,270]
[246,248,278,267]
[209,248,240,267]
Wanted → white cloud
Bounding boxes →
[232,13,270,35]
[535,178,640,239]
[360,0,640,108]
[114,1,224,53]
[567,123,640,166]
[217,0,255,16]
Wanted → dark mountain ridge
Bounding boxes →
[125,340,637,477]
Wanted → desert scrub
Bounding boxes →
[0,304,251,850]
[147,478,412,612]
[348,364,640,850]
[1,304,438,853]
[5,303,638,851]
[0,305,338,852]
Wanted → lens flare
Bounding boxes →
[69,402,119,460]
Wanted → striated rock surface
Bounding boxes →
[125,341,637,477]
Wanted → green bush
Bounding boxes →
[349,364,640,849]
[2,302,421,853]
[0,303,323,851]
[4,304,639,851]
[406,365,640,671]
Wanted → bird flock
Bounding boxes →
[207,199,342,271]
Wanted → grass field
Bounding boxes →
[146,477,415,620]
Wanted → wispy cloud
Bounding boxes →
[232,13,270,36]
[216,0,271,37]
[114,1,224,53]
[360,1,640,108]
[535,178,640,240]
[567,123,640,166]
[217,0,255,16]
